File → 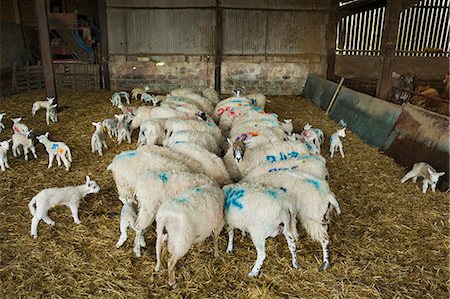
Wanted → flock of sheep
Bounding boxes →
[0,85,444,287]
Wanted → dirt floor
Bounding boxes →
[0,90,448,298]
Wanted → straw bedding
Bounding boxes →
[0,90,448,298]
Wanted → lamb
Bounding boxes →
[280,119,293,135]
[31,96,55,116]
[0,139,11,171]
[115,114,132,145]
[0,113,6,133]
[45,103,58,125]
[91,121,108,156]
[36,132,73,171]
[329,128,346,158]
[111,91,130,106]
[28,176,100,238]
[201,87,220,105]
[131,86,150,101]
[286,133,320,155]
[116,201,138,248]
[11,117,29,135]
[302,123,324,151]
[137,119,165,147]
[400,162,445,193]
[155,184,224,286]
[223,182,298,277]
[133,170,214,257]
[244,172,341,270]
[11,129,38,161]
[102,117,118,138]
[117,102,138,116]
[163,130,222,156]
[118,91,130,104]
[141,93,161,106]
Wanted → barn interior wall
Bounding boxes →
[0,22,29,72]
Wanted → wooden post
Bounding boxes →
[214,0,223,94]
[376,0,403,100]
[326,77,345,115]
[34,0,57,103]
[98,0,111,90]
[326,0,338,81]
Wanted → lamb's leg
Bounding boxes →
[31,146,37,159]
[48,153,54,168]
[329,146,334,158]
[61,154,71,171]
[24,147,29,161]
[116,213,129,248]
[31,205,47,238]
[55,153,61,166]
[69,203,81,224]
[42,213,55,226]
[339,144,345,158]
[102,140,108,149]
[283,231,299,269]
[401,169,417,183]
[319,238,331,271]
[431,182,437,193]
[226,226,235,253]
[0,160,5,171]
[12,145,18,157]
[248,234,266,277]
[422,180,429,193]
[168,253,181,287]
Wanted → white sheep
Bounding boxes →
[28,176,100,238]
[45,103,58,125]
[115,114,132,145]
[280,119,293,135]
[400,162,445,193]
[163,130,222,156]
[301,123,324,152]
[116,201,138,248]
[169,87,195,97]
[165,118,223,146]
[141,93,161,106]
[165,95,214,116]
[223,182,298,277]
[11,129,38,161]
[201,87,220,105]
[155,184,224,286]
[244,172,341,270]
[0,139,11,171]
[136,119,165,147]
[0,112,5,133]
[131,86,150,101]
[129,106,153,134]
[31,96,55,116]
[133,170,214,257]
[11,117,29,135]
[102,117,118,138]
[91,121,108,156]
[329,128,346,158]
[36,132,72,171]
[213,97,253,121]
[118,91,130,104]
[245,93,267,110]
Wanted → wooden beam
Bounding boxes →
[376,0,403,100]
[12,0,21,24]
[98,0,111,90]
[34,0,57,102]
[214,0,222,94]
[326,1,338,81]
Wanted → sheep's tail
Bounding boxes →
[328,194,341,215]
[286,208,299,241]
[155,215,167,270]
[28,196,37,216]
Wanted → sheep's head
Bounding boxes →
[46,96,55,104]
[228,138,245,163]
[11,117,22,124]
[195,111,208,122]
[36,132,49,144]
[304,123,312,130]
[428,168,445,185]
[85,176,101,194]
[337,127,346,138]
[0,113,5,121]
[0,139,11,150]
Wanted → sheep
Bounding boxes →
[155,184,224,286]
[11,129,38,161]
[129,106,153,134]
[111,91,130,106]
[45,103,58,125]
[133,170,214,257]
[137,119,165,147]
[163,130,222,156]
[223,182,298,277]
[28,176,101,238]
[280,119,293,135]
[164,118,224,146]
[229,126,286,146]
[400,162,445,193]
[116,201,138,248]
[118,91,130,104]
[31,96,55,116]
[302,123,324,151]
[169,88,195,97]
[244,172,341,270]
[0,113,6,133]
[91,121,108,156]
[168,142,232,186]
[102,117,118,138]
[131,86,150,101]
[219,105,256,133]
[410,85,441,108]
[0,139,11,171]
[286,133,320,155]
[117,102,138,116]
[329,128,346,158]
[141,93,161,106]
[201,87,220,105]
[168,94,215,116]
[11,117,29,135]
[213,97,253,121]
[36,132,72,171]
[115,114,132,145]
[245,93,267,110]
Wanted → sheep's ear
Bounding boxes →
[17,117,22,122]
[86,176,91,184]
[438,172,445,176]
[286,119,292,123]
[45,132,49,137]
[227,138,233,146]
[7,139,12,143]
[114,114,119,118]
[51,104,57,108]
[427,168,433,175]
[92,122,97,126]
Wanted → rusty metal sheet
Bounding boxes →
[383,103,449,190]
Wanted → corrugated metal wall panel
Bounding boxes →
[0,0,15,23]
[107,0,215,8]
[222,9,266,55]
[125,9,214,55]
[107,8,127,54]
[266,11,328,54]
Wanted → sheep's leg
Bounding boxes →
[48,153,54,168]
[401,170,417,183]
[12,145,18,157]
[248,234,266,277]
[212,220,224,257]
[0,160,5,171]
[69,203,81,224]
[329,146,334,158]
[102,140,108,149]
[126,132,131,144]
[319,238,331,271]
[61,154,70,171]
[24,147,29,161]
[55,153,62,166]
[422,180,429,193]
[283,231,299,269]
[168,253,181,287]
[42,213,55,226]
[226,226,235,253]
[31,206,47,238]
[339,144,345,158]
[431,181,437,193]
[412,176,418,183]
[31,146,37,159]
[155,231,165,272]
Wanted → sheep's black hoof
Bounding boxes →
[319,261,330,271]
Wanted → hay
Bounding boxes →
[0,90,448,298]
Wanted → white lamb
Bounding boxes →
[116,201,138,248]
[102,117,118,138]
[301,123,324,152]
[11,117,29,135]
[111,91,130,106]
[223,182,298,277]
[201,87,220,105]
[244,172,341,270]
[118,91,130,104]
[137,119,165,147]
[400,162,445,193]
[91,122,108,156]
[329,128,346,158]
[163,130,221,156]
[117,102,138,116]
[141,93,161,106]
[0,139,11,171]
[31,96,55,115]
[131,86,150,101]
[0,112,5,133]
[155,184,224,286]
[36,132,72,171]
[28,176,101,238]
[133,170,214,257]
[115,114,132,145]
[45,103,58,125]
[11,129,38,161]
[280,119,293,135]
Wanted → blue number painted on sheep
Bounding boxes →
[224,188,245,210]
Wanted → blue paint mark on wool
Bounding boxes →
[175,197,189,203]
[194,187,204,192]
[224,188,244,210]
[250,99,257,105]
[116,150,137,159]
[330,136,334,143]
[305,178,321,190]
[159,172,169,183]
[265,188,279,199]
[52,144,58,150]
